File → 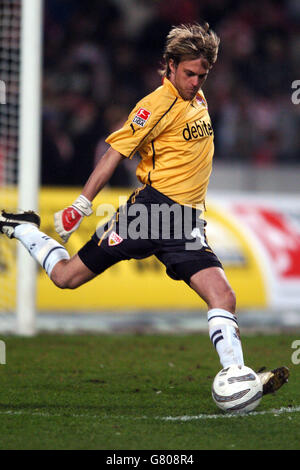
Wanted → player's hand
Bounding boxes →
[54,195,93,243]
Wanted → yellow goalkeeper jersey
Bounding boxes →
[106,78,214,208]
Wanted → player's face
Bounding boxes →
[168,57,210,101]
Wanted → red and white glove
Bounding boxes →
[54,195,93,243]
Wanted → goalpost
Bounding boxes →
[17,0,43,336]
[0,0,43,336]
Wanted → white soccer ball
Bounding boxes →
[212,365,263,413]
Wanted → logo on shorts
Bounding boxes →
[109,231,124,247]
[133,108,151,127]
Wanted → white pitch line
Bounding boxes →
[0,406,299,421]
[160,406,300,421]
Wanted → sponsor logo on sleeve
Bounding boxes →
[133,108,151,128]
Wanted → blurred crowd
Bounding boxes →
[42,0,300,187]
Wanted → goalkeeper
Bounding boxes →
[0,22,288,395]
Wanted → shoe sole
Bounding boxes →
[262,366,289,395]
[0,210,40,238]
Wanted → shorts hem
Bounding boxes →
[166,259,223,285]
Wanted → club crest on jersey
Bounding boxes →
[109,231,123,247]
[196,95,207,108]
[133,108,151,127]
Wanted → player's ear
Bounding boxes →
[168,58,177,75]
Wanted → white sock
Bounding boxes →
[14,224,70,278]
[208,308,244,368]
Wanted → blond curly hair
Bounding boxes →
[160,22,220,77]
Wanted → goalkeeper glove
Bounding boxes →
[54,195,93,243]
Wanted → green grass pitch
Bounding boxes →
[0,333,299,450]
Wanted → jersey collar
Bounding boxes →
[163,77,203,106]
[163,77,184,100]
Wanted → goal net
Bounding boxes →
[0,0,21,315]
[0,0,42,335]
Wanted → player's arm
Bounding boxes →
[54,147,125,243]
[82,147,125,202]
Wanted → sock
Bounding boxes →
[208,308,244,368]
[14,224,70,278]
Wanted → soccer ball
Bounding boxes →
[212,365,263,413]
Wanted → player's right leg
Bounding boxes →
[0,210,110,289]
[49,254,97,290]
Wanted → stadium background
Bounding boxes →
[1,2,300,452]
[42,0,299,186]
[41,0,300,330]
[4,0,300,332]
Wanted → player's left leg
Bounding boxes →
[190,266,236,313]
[189,266,289,394]
[190,266,244,369]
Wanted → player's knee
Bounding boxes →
[207,285,236,314]
[51,269,76,290]
[223,287,236,313]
